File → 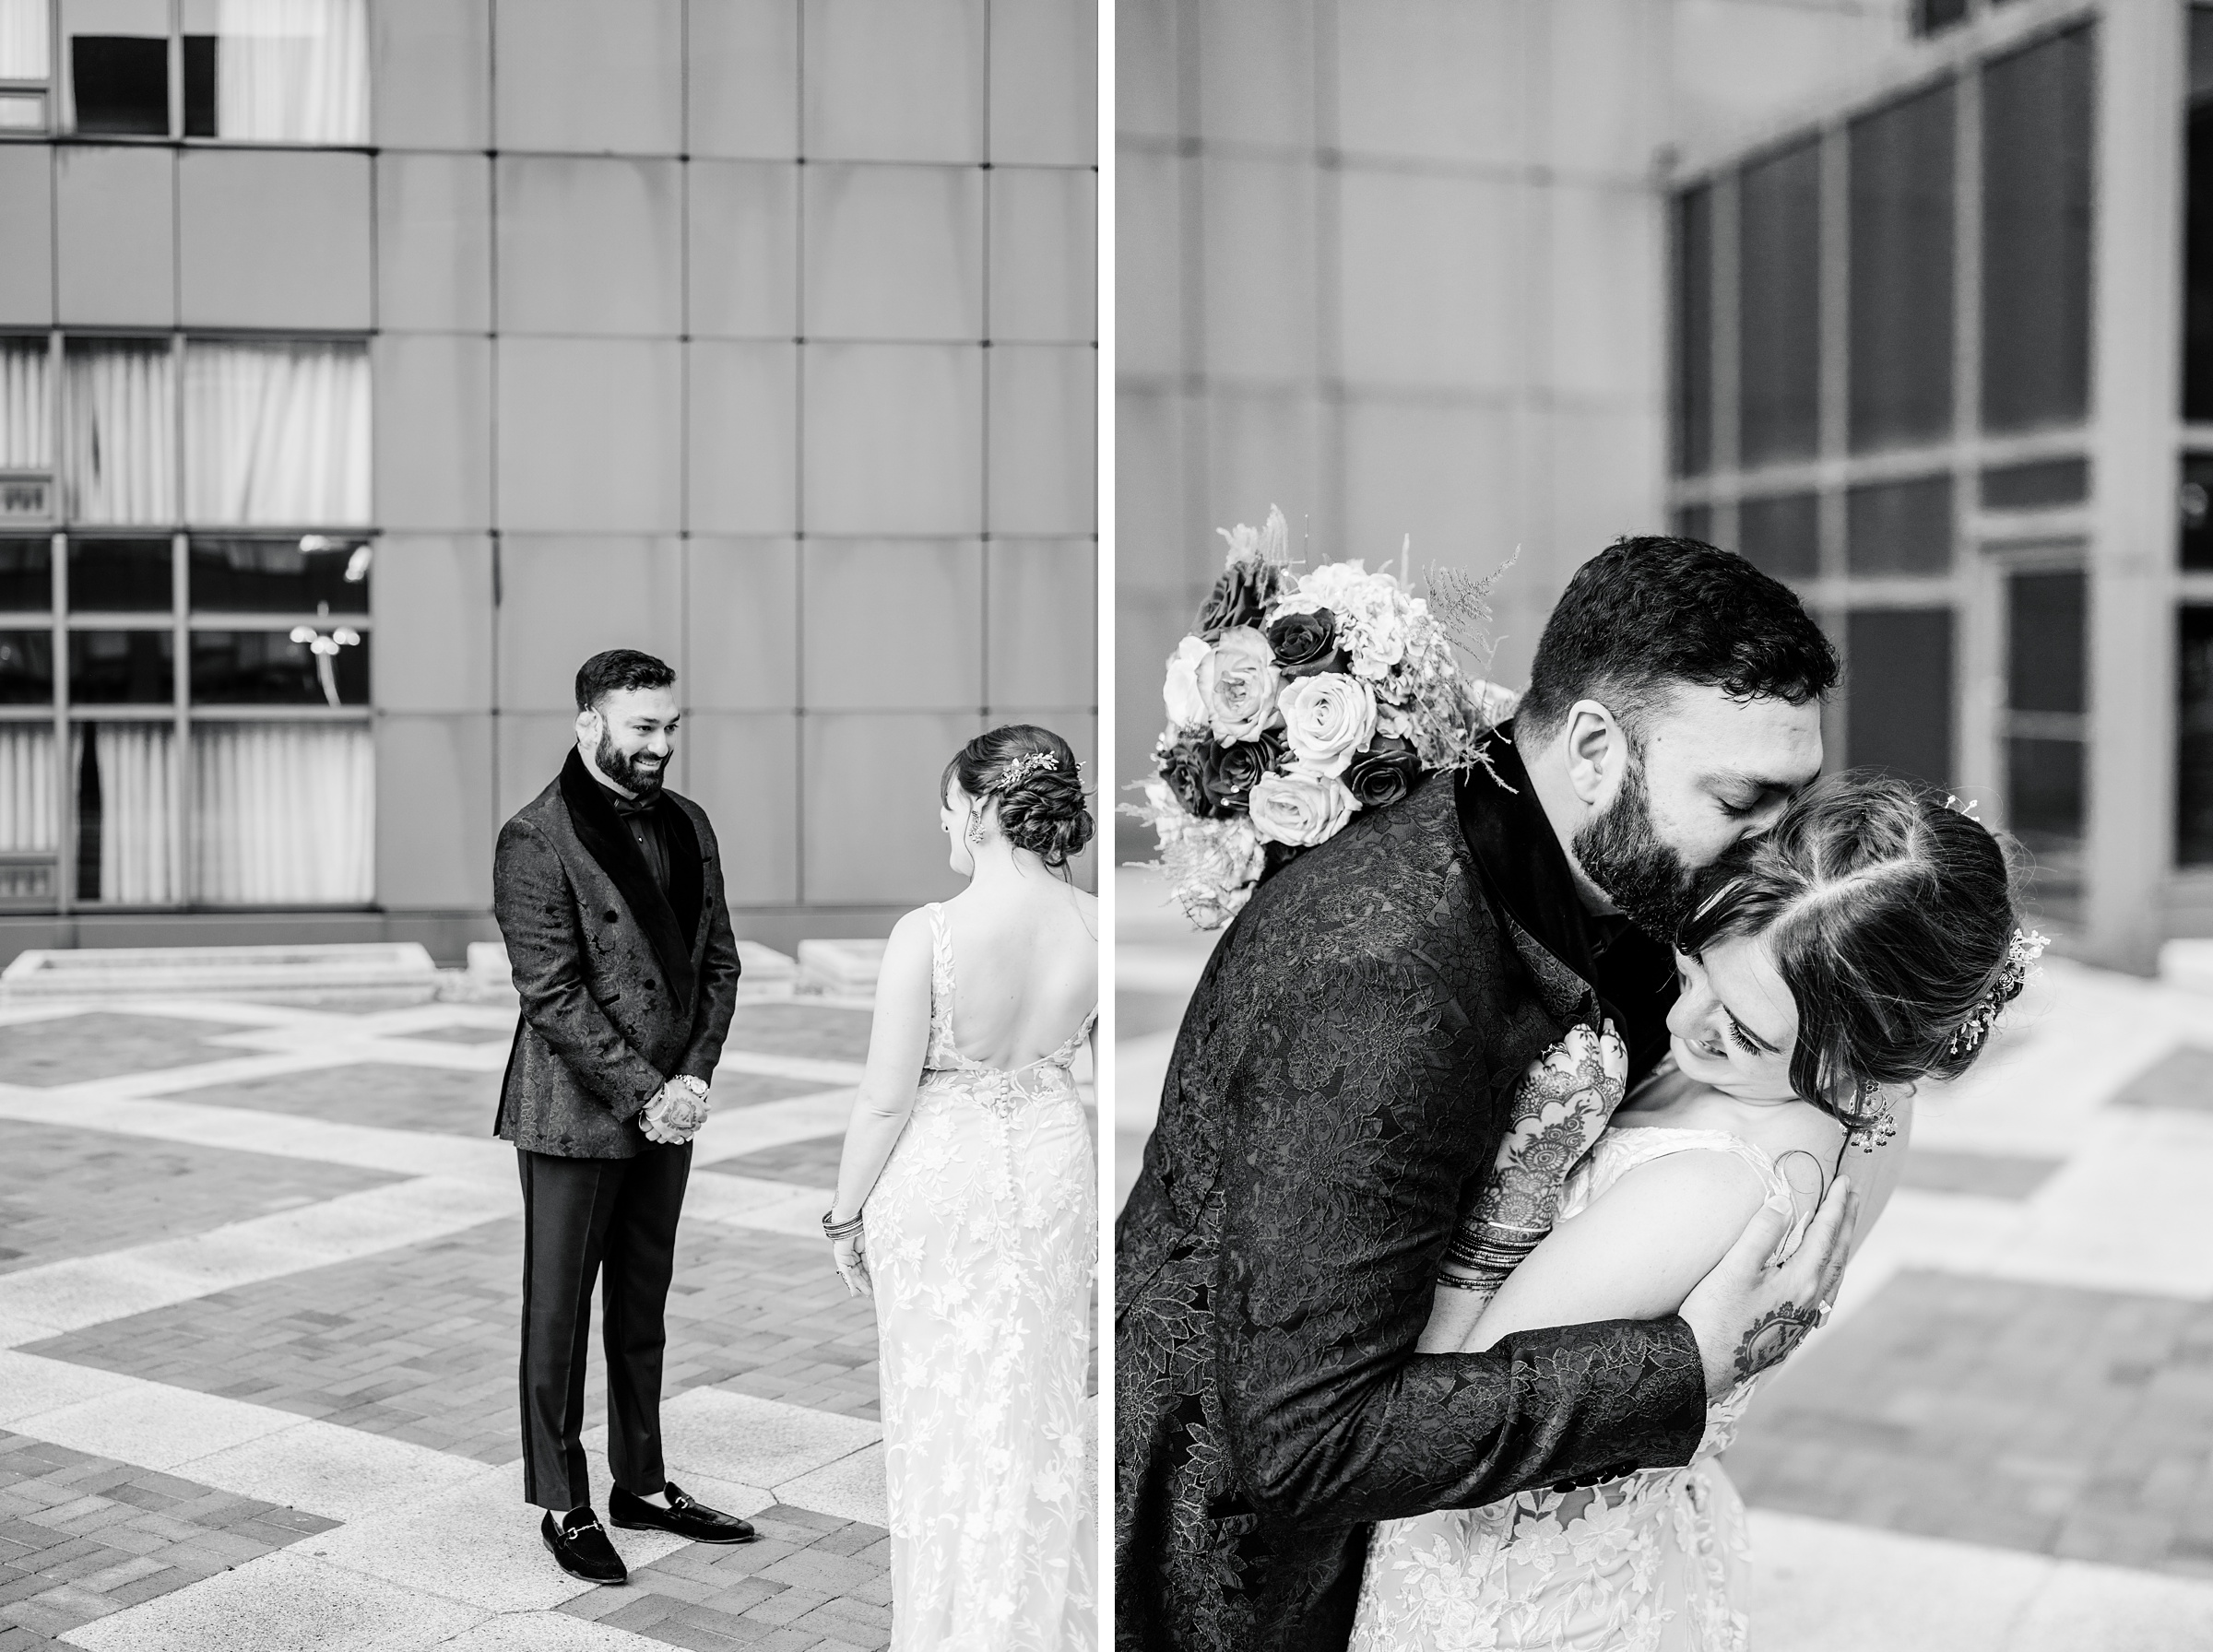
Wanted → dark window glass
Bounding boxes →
[1981,457,2089,511]
[2185,10,2213,419]
[1914,0,1970,35]
[68,630,173,703]
[182,35,215,136]
[190,630,368,705]
[0,631,53,703]
[0,539,52,611]
[1737,493,1819,580]
[2007,569,2088,715]
[1982,27,2094,433]
[189,538,370,615]
[1675,502,1714,545]
[2183,606,2213,865]
[1846,475,1952,574]
[68,539,172,611]
[2184,454,2213,571]
[1846,608,1953,785]
[1850,82,1955,452]
[1675,186,1713,478]
[70,36,169,135]
[2007,736,2086,847]
[1739,140,1822,467]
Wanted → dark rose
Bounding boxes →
[1197,728,1286,814]
[1156,733,1213,818]
[1197,560,1282,639]
[1266,608,1347,678]
[1343,735,1423,809]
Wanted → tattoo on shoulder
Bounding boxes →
[1732,1302,1820,1385]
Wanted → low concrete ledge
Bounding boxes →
[0,942,443,1003]
[457,939,802,1000]
[2161,939,2213,997]
[797,938,884,997]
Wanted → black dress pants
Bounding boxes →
[516,1141,692,1512]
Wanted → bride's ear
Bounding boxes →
[1563,699,1629,809]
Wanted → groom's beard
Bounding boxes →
[1571,753,1699,943]
[596,728,668,799]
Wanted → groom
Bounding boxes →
[1118,538,1856,1650]
[494,648,753,1585]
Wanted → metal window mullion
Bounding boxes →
[171,329,187,906]
[51,523,67,914]
[1955,59,2001,816]
[1712,169,1741,552]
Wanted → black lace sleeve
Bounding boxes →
[1213,952,1708,1529]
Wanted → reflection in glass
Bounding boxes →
[1846,608,1953,785]
[189,629,368,705]
[0,630,53,702]
[0,723,56,855]
[0,537,50,610]
[2006,569,2088,716]
[68,630,172,703]
[1850,82,1954,452]
[70,720,175,903]
[1675,186,1713,478]
[1982,458,2088,511]
[191,722,373,903]
[68,539,172,611]
[2187,9,2213,419]
[190,537,369,614]
[1982,27,2093,433]
[2183,607,2213,865]
[1738,140,1821,467]
[1845,475,1951,575]
[1736,494,1818,581]
[2185,455,2213,572]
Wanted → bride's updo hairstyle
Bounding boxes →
[943,724,1095,870]
[1675,773,2027,1128]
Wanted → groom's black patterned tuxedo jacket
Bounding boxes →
[1115,730,1708,1652]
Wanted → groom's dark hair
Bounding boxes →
[1518,537,1839,743]
[575,648,676,713]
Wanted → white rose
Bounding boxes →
[1197,627,1281,745]
[1163,635,1211,729]
[1248,771,1356,848]
[1277,672,1379,777]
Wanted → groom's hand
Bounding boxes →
[1679,1174,1859,1401]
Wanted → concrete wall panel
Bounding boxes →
[179,150,373,330]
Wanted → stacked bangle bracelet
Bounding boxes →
[1445,1221,1546,1276]
[822,1210,864,1240]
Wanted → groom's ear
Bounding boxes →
[1562,699,1630,810]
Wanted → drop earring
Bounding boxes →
[967,813,989,847]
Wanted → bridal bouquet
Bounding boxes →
[1126,506,1509,928]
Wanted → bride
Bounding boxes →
[1350,773,2036,1651]
[824,724,1100,1650]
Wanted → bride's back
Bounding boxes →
[937,879,1097,1071]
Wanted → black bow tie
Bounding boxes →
[608,790,659,820]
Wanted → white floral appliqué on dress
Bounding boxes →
[1349,1126,1815,1652]
[866,903,1098,1650]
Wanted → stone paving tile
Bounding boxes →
[0,1121,398,1274]
[1895,1146,2065,1201]
[28,1215,882,1464]
[1727,1268,2213,1578]
[0,1430,335,1642]
[181,1062,507,1139]
[0,1015,239,1089]
[2108,1044,2213,1115]
[718,1006,872,1066]
[558,1504,893,1651]
[706,1137,846,1186]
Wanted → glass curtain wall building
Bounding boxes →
[1671,0,2195,970]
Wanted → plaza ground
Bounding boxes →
[1117,868,2213,1651]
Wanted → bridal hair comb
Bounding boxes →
[997,751,1060,789]
[1947,926,2048,1055]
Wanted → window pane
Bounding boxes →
[2006,735,2084,923]
[1736,493,1819,580]
[2183,606,2213,865]
[1982,27,2094,433]
[189,537,369,614]
[68,629,173,703]
[2185,454,2213,572]
[1,337,52,473]
[68,538,172,611]
[182,31,214,136]
[179,0,368,146]
[1982,457,2089,511]
[183,342,370,526]
[64,340,175,525]
[69,35,167,134]
[2007,568,2088,716]
[0,725,58,855]
[0,91,46,129]
[190,628,367,704]
[1739,140,1822,467]
[71,720,176,902]
[191,722,372,903]
[1675,502,1713,544]
[1846,475,1952,574]
[1914,0,1969,34]
[0,0,52,79]
[2187,9,2213,419]
[1850,82,1954,452]
[0,537,51,609]
[0,629,53,702]
[1675,186,1713,478]
[1846,608,1954,785]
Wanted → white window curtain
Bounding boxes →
[214,0,366,144]
[0,0,48,80]
[73,723,178,903]
[0,725,56,853]
[0,338,49,471]
[65,341,175,525]
[184,341,369,526]
[191,722,372,903]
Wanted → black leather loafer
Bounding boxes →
[541,1508,627,1585]
[609,1480,757,1544]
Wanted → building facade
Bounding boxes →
[0,0,1099,965]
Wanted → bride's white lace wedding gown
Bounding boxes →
[1349,1127,1815,1652]
[864,903,1098,1650]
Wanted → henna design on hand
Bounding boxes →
[1731,1301,1821,1384]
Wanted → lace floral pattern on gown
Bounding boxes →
[1349,1125,1814,1652]
[866,903,1097,1650]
